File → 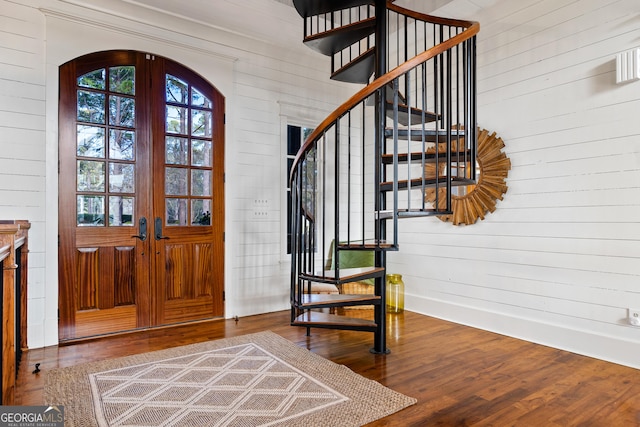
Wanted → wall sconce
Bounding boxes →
[616,48,640,84]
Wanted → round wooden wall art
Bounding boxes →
[425,128,511,226]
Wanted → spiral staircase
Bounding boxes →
[289,0,480,353]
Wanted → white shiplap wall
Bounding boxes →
[0,0,47,344]
[388,0,640,368]
[229,51,342,316]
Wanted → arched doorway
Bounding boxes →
[58,50,225,340]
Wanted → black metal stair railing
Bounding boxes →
[298,2,375,83]
[289,1,479,352]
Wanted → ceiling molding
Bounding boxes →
[41,5,240,62]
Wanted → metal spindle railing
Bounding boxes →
[290,1,479,335]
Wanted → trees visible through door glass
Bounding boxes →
[192,200,211,225]
[109,129,134,160]
[165,168,188,195]
[78,69,105,89]
[191,140,211,167]
[77,195,105,226]
[191,170,211,196]
[78,91,105,124]
[109,96,135,127]
[166,198,188,225]
[76,67,136,227]
[109,163,134,193]
[164,73,214,226]
[166,137,188,164]
[77,160,105,192]
[109,196,134,226]
[109,66,135,94]
[77,125,105,158]
[191,87,211,108]
[166,75,188,104]
[191,110,211,137]
[166,105,187,133]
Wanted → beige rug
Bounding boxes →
[45,331,416,426]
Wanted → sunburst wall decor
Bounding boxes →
[425,128,511,226]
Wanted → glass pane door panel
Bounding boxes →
[109,163,135,193]
[109,66,135,94]
[77,125,105,158]
[109,129,135,160]
[191,87,211,108]
[166,106,188,134]
[191,170,211,196]
[166,75,188,104]
[109,96,135,127]
[78,69,106,89]
[77,160,105,191]
[166,137,189,164]
[191,140,211,166]
[166,198,188,225]
[77,90,105,124]
[109,196,134,226]
[191,110,212,137]
[191,200,211,225]
[165,168,188,195]
[77,195,105,226]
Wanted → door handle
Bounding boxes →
[154,217,170,240]
[132,217,147,241]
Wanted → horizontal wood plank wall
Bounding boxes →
[388,0,640,368]
[0,1,46,349]
[229,44,348,317]
[222,0,354,318]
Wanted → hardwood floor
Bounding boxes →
[16,310,640,426]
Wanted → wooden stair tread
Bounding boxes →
[293,0,373,18]
[381,150,473,164]
[337,241,394,249]
[385,128,466,142]
[300,266,384,284]
[331,47,375,83]
[300,293,380,308]
[292,311,377,331]
[386,102,438,124]
[304,18,375,56]
[376,208,450,219]
[365,84,407,106]
[380,176,475,192]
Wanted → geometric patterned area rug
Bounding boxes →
[44,331,416,426]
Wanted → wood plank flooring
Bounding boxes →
[16,310,640,426]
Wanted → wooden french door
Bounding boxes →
[58,51,225,341]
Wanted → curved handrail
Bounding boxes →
[387,3,476,28]
[290,8,479,184]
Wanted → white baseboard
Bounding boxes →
[406,294,640,370]
[228,295,289,319]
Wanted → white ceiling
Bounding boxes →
[122,0,303,48]
[272,0,294,6]
[121,0,464,49]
